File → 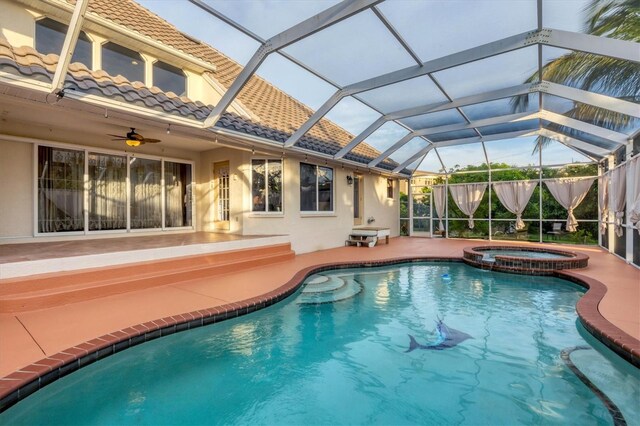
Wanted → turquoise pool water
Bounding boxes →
[479,249,571,261]
[2,262,638,425]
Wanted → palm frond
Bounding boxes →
[512,0,640,134]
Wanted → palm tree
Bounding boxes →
[512,0,640,151]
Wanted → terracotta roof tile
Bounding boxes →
[60,0,394,166]
[0,33,401,171]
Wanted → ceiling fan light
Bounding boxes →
[126,139,141,147]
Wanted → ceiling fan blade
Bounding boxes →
[110,138,127,141]
[141,138,162,143]
[107,134,125,138]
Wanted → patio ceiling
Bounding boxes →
[54,0,639,176]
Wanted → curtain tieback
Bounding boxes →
[614,211,625,237]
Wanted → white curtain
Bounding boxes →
[628,156,640,235]
[165,178,184,227]
[598,174,610,235]
[610,164,626,237]
[130,159,162,229]
[89,154,127,231]
[433,185,446,231]
[492,181,537,230]
[449,183,487,229]
[545,178,594,232]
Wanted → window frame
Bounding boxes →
[299,162,334,215]
[250,158,284,215]
[387,178,394,199]
[101,41,145,84]
[35,17,93,69]
[152,60,188,97]
[33,141,195,236]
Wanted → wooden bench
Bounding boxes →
[345,227,390,247]
[345,235,378,247]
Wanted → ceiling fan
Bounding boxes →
[108,128,161,147]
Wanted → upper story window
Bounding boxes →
[35,18,92,68]
[153,61,186,96]
[387,178,394,199]
[252,159,283,213]
[300,163,333,212]
[102,42,144,83]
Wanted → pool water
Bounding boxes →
[2,263,638,425]
[480,249,571,262]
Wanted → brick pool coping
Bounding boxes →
[0,256,638,413]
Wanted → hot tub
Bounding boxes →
[463,245,589,274]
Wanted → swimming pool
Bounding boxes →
[1,262,638,425]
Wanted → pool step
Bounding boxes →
[0,243,295,313]
[297,275,362,305]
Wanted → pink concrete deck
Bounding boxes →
[1,237,638,380]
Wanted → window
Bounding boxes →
[102,42,144,83]
[37,146,84,233]
[300,163,333,212]
[153,61,186,96]
[88,153,127,231]
[165,161,193,227]
[387,178,394,198]
[35,18,92,68]
[252,159,282,212]
[130,157,162,229]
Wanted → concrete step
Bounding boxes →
[0,243,295,313]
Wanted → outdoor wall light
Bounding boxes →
[346,175,353,185]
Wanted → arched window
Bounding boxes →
[35,18,92,68]
[101,42,144,83]
[153,61,186,96]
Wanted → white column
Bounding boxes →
[408,179,413,237]
[488,168,492,240]
[625,140,634,263]
[598,162,603,247]
[141,54,155,88]
[539,146,543,242]
[607,155,615,253]
[429,190,433,238]
[445,175,449,238]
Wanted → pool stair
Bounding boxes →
[0,243,295,313]
[297,274,362,304]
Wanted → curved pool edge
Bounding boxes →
[558,270,640,369]
[0,256,638,413]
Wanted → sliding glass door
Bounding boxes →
[88,153,127,231]
[37,146,84,233]
[36,145,193,235]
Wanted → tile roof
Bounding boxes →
[0,37,402,171]
[60,0,396,168]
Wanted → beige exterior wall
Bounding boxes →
[196,146,247,234]
[0,0,36,47]
[0,139,33,238]
[0,137,400,251]
[238,155,399,254]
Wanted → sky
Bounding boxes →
[136,0,594,172]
